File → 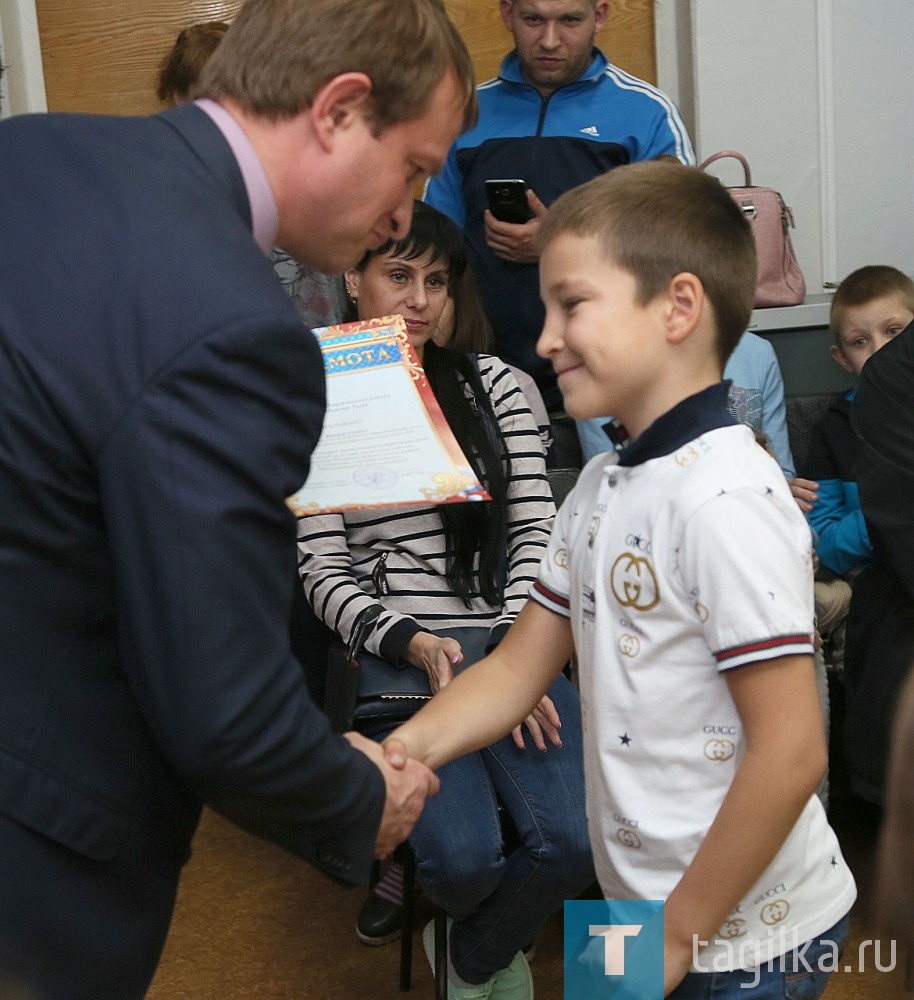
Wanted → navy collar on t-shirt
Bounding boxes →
[617,381,738,467]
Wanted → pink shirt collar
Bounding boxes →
[195,98,278,254]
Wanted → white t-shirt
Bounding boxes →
[532,392,856,969]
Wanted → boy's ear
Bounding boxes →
[308,72,374,151]
[664,272,704,345]
[830,343,855,374]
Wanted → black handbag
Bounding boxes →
[324,612,491,737]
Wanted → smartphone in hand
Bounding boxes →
[485,179,533,224]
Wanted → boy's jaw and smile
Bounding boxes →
[538,232,663,433]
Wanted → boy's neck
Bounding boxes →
[617,380,735,466]
[621,369,722,441]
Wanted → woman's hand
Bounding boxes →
[512,694,562,751]
[404,631,464,694]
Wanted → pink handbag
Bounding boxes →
[699,150,807,308]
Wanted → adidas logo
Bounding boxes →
[580,125,600,137]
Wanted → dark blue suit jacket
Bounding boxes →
[844,322,914,804]
[0,105,384,998]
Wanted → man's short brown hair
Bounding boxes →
[830,265,914,345]
[538,159,757,367]
[195,0,477,133]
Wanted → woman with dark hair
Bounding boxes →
[155,21,230,106]
[297,202,592,1000]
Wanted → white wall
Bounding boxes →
[0,0,47,117]
[656,0,914,293]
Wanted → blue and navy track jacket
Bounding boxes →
[425,48,694,410]
[801,388,873,576]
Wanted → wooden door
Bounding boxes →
[34,0,655,116]
[35,0,242,115]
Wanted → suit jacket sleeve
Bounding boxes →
[99,309,385,884]
[853,323,914,601]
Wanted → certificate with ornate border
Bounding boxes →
[288,314,490,515]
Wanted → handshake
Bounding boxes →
[345,731,434,858]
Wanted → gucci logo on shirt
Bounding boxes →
[704,739,736,762]
[610,553,660,612]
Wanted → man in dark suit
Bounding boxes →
[844,319,914,803]
[0,1,476,996]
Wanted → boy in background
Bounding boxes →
[791,266,914,677]
[794,265,914,575]
[386,160,855,998]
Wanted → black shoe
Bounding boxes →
[356,891,403,945]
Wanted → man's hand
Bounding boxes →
[789,477,819,513]
[344,731,439,858]
[484,188,548,264]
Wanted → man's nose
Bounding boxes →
[541,22,560,48]
[388,195,414,241]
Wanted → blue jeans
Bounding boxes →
[409,673,594,985]
[669,914,851,999]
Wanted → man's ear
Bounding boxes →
[594,2,610,33]
[664,272,704,345]
[309,72,374,150]
[499,1,515,33]
[830,343,855,374]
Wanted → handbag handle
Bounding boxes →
[346,604,382,663]
[698,149,752,187]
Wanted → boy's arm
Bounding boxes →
[806,478,873,574]
[662,652,826,995]
[384,600,573,772]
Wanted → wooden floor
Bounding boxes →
[147,790,910,999]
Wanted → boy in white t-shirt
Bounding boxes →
[386,160,855,999]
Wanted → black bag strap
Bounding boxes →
[467,352,508,594]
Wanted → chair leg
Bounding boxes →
[399,845,416,991]
[397,842,449,998]
[368,858,381,890]
[434,906,448,1000]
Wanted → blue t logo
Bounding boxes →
[565,900,663,998]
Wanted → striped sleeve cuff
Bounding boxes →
[530,580,572,618]
[715,634,815,670]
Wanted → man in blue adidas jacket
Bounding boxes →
[425,0,694,463]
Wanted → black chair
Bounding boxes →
[321,466,582,996]
[546,466,580,509]
[323,607,447,998]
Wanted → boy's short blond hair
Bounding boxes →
[537,159,757,367]
[829,265,914,345]
[195,0,477,134]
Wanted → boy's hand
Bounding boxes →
[663,934,693,996]
[789,477,819,513]
[484,188,547,264]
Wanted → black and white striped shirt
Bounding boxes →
[297,353,555,662]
